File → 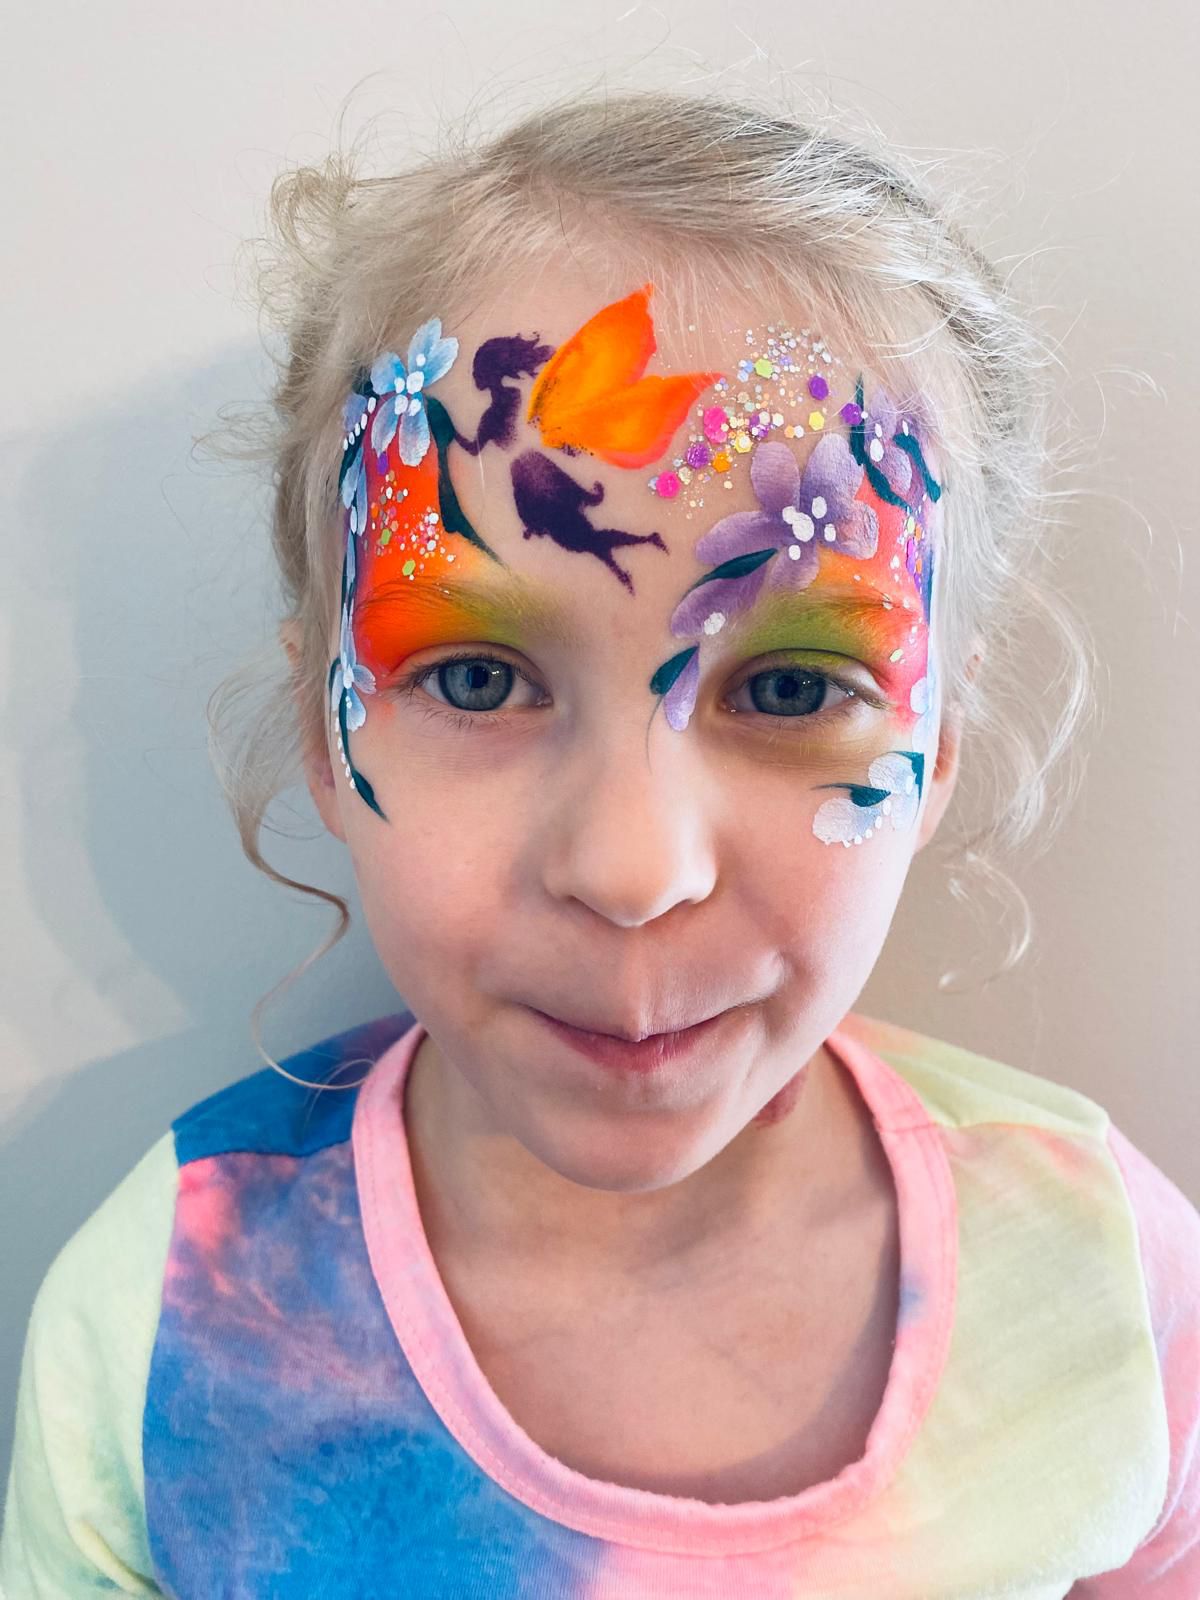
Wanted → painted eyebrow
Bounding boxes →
[409,574,598,649]
[416,574,911,647]
[725,580,912,630]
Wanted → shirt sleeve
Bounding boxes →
[1068,1123,1200,1595]
[0,1131,179,1598]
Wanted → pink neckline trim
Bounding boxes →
[352,1013,957,1555]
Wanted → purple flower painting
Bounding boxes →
[659,436,880,729]
[861,389,914,500]
[677,436,878,619]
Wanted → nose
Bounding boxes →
[537,715,718,929]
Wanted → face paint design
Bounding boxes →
[451,335,556,456]
[509,450,667,593]
[645,329,944,848]
[646,328,853,509]
[526,283,721,468]
[328,285,716,816]
[810,644,941,846]
[331,319,497,820]
[508,284,719,591]
[328,291,946,850]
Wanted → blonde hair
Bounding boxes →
[206,85,1095,1079]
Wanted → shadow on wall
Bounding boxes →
[0,349,400,1482]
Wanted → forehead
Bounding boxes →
[347,272,939,675]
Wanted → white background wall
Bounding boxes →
[2,0,1197,1481]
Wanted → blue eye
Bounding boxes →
[395,651,543,729]
[422,657,515,714]
[731,665,856,720]
[395,650,888,732]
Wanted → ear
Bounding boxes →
[279,618,347,844]
[913,640,984,854]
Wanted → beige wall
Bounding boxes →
[2,0,1196,1477]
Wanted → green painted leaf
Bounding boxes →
[689,547,777,589]
[426,394,504,566]
[649,646,698,697]
[846,784,892,808]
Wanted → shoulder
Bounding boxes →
[171,1010,413,1164]
[844,1011,1200,1590]
[1,1131,178,1595]
[1093,1120,1200,1585]
[841,1010,1110,1138]
[1,1010,415,1596]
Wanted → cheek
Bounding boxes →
[340,761,513,981]
[737,785,915,976]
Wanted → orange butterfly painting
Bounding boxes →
[526,283,723,470]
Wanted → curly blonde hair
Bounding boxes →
[206,84,1096,1076]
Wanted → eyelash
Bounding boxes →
[393,649,891,734]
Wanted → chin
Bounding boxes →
[512,1099,728,1196]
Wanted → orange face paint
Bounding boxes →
[525,283,721,469]
[351,442,502,691]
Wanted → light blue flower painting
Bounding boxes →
[330,594,376,733]
[340,389,374,537]
[370,319,459,467]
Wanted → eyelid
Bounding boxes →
[394,647,546,704]
[731,649,894,711]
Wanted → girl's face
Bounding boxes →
[292,273,962,1191]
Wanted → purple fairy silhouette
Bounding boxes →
[510,450,667,594]
[454,334,555,456]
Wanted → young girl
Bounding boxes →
[3,88,1196,1599]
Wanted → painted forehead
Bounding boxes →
[329,282,944,838]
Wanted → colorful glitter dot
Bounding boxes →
[754,357,776,378]
[732,432,753,453]
[711,451,731,472]
[686,440,711,468]
[655,471,682,499]
[703,406,730,443]
[402,559,416,576]
[808,411,826,430]
[808,374,829,400]
[840,402,863,427]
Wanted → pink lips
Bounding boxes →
[530,1005,734,1073]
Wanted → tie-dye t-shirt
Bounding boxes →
[2,1009,1198,1598]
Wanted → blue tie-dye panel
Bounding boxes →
[143,1012,601,1598]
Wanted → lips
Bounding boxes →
[534,1008,726,1043]
[528,1004,746,1075]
